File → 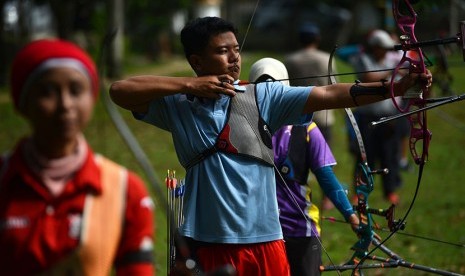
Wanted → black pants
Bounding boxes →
[284,236,322,276]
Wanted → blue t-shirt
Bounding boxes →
[138,81,311,243]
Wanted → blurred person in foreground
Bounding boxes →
[109,16,431,275]
[250,57,359,276]
[0,39,155,275]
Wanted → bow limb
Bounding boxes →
[326,46,377,276]
[354,1,429,271]
[327,47,403,276]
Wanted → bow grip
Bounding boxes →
[403,58,426,99]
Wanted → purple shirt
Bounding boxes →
[273,123,336,237]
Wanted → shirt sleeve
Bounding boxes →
[314,166,354,221]
[115,171,155,275]
[134,96,173,132]
[307,124,336,170]
[256,82,312,133]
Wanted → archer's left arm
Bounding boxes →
[302,70,432,114]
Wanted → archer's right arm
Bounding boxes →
[109,75,236,113]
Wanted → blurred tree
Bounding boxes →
[0,0,460,85]
[106,0,123,78]
[125,0,189,59]
[0,0,105,85]
[47,0,75,40]
[0,0,7,85]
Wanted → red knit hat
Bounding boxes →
[10,39,99,111]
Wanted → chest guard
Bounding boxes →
[184,84,274,170]
[277,125,310,185]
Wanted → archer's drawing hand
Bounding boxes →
[188,75,236,99]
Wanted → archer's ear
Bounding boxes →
[188,54,202,73]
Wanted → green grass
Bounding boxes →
[1,50,464,275]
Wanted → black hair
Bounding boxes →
[298,22,321,46]
[180,17,238,59]
[255,74,274,83]
[299,33,320,46]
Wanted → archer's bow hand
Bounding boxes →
[393,69,433,98]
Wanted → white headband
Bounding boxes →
[19,58,91,110]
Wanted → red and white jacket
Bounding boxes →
[0,139,155,276]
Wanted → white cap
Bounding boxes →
[249,57,290,86]
[368,30,395,49]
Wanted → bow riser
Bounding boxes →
[391,0,432,165]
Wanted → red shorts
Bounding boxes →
[195,239,290,276]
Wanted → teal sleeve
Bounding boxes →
[314,166,354,221]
